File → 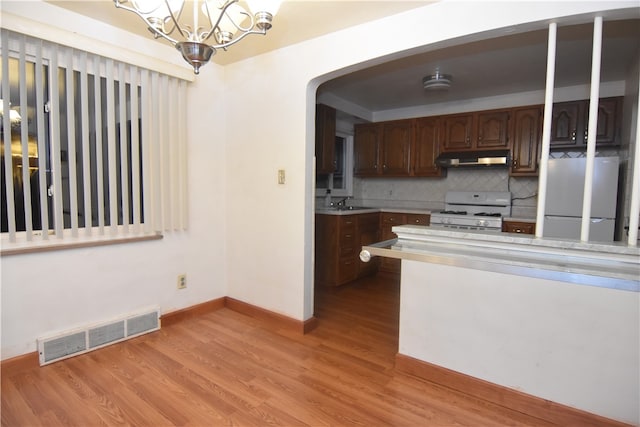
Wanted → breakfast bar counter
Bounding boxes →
[360,226,639,425]
[360,226,640,291]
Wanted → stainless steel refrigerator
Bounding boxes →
[543,156,619,242]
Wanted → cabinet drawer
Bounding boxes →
[405,214,430,225]
[381,213,406,225]
[337,257,358,283]
[339,229,356,255]
[503,221,535,235]
[339,217,356,227]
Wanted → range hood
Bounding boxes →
[435,150,510,168]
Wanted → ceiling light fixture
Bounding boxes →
[113,0,282,74]
[422,71,453,91]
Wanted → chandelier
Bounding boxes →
[113,0,281,74]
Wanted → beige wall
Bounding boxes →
[222,1,640,321]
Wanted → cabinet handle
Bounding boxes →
[571,130,576,141]
[345,234,352,238]
[584,130,588,142]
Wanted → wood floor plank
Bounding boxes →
[2,272,628,426]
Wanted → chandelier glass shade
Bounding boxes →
[113,0,281,74]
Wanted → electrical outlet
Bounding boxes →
[177,274,187,289]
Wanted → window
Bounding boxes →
[315,132,353,197]
[1,29,188,249]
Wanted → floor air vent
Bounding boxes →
[37,307,160,366]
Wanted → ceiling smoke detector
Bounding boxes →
[422,72,452,91]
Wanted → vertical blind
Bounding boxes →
[0,29,188,245]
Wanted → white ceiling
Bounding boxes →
[45,1,640,115]
[318,18,640,116]
[45,0,431,65]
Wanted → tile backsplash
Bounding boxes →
[351,168,539,218]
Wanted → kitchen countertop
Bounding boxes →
[315,207,431,216]
[360,226,640,292]
[503,217,536,222]
[316,207,535,221]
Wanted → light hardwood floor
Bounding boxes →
[0,273,609,426]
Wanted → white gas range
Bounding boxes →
[430,191,512,232]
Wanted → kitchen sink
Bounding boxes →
[336,206,369,211]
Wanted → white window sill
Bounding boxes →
[1,232,163,256]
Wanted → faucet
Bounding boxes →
[336,196,350,207]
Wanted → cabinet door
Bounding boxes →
[315,104,336,174]
[591,97,619,146]
[379,213,406,273]
[441,114,473,151]
[476,110,510,149]
[314,214,338,286]
[354,123,381,176]
[413,117,444,177]
[510,106,542,176]
[357,213,380,277]
[381,120,413,176]
[550,101,583,147]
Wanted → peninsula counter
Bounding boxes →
[360,227,639,425]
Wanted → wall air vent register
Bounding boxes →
[36,307,160,366]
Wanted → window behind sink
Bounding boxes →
[316,132,353,197]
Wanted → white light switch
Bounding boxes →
[278,169,285,184]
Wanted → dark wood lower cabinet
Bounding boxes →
[315,211,430,285]
[357,213,381,278]
[315,213,379,287]
[379,212,430,274]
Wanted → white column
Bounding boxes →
[580,17,603,241]
[534,23,557,238]
[627,68,640,245]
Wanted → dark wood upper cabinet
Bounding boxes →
[354,123,381,176]
[414,117,445,177]
[550,97,621,149]
[380,119,413,176]
[355,119,442,177]
[315,104,337,174]
[476,110,510,149]
[510,106,542,176]
[550,101,582,147]
[352,96,621,179]
[441,110,509,152]
[441,113,474,151]
[592,97,620,146]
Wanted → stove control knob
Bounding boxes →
[477,219,487,227]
